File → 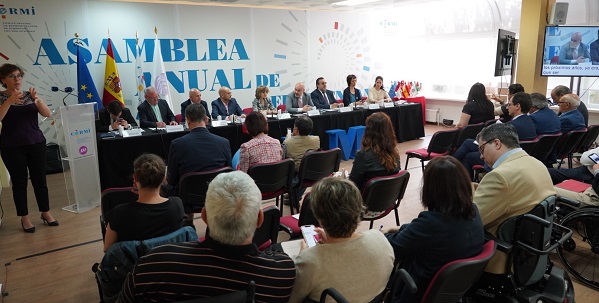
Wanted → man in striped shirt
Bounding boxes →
[117,171,296,303]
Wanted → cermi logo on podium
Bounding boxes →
[0,4,37,19]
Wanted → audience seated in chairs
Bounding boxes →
[288,177,394,303]
[103,153,185,252]
[549,145,599,185]
[349,112,401,189]
[455,82,495,129]
[472,123,555,274]
[239,111,283,172]
[529,92,561,135]
[118,171,296,303]
[382,156,484,303]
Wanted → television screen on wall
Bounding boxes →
[542,26,599,77]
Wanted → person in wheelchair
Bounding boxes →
[473,123,556,274]
[382,156,485,303]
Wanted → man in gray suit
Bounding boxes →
[286,82,314,114]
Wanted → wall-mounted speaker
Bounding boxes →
[549,2,569,25]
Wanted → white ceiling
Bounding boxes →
[108,0,430,12]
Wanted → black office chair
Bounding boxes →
[179,167,233,226]
[555,129,587,168]
[100,187,138,240]
[247,158,295,213]
[279,193,319,239]
[451,123,484,153]
[361,171,411,228]
[252,206,280,251]
[405,129,459,171]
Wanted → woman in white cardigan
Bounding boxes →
[367,75,391,103]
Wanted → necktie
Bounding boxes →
[298,96,303,107]
[572,48,578,59]
[322,91,329,103]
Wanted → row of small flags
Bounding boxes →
[388,81,422,99]
[76,27,172,111]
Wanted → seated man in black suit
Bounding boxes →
[137,86,178,128]
[180,88,210,119]
[164,103,232,196]
[591,30,599,63]
[95,100,137,132]
[310,77,341,109]
[491,83,524,123]
[211,86,245,120]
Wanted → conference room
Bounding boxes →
[1,0,599,302]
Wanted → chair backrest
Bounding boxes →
[298,193,320,228]
[175,281,256,303]
[453,123,484,150]
[100,187,138,239]
[179,167,233,213]
[297,148,342,186]
[576,124,599,153]
[243,107,253,115]
[175,114,183,123]
[252,206,280,251]
[362,171,410,213]
[555,129,587,159]
[518,137,538,155]
[101,187,138,217]
[497,195,557,287]
[319,288,350,303]
[527,132,561,163]
[277,104,286,112]
[420,240,496,303]
[427,129,460,155]
[484,119,498,127]
[247,159,295,199]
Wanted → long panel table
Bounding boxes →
[98,103,424,189]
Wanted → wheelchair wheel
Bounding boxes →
[557,208,599,290]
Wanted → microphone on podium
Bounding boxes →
[51,86,76,106]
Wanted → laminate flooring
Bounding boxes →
[0,124,596,302]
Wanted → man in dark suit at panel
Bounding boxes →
[557,93,586,133]
[211,86,245,120]
[552,85,588,127]
[310,77,340,109]
[591,30,599,63]
[181,88,210,119]
[95,100,137,132]
[529,92,561,135]
[164,104,231,196]
[137,86,178,128]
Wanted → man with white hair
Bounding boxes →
[137,86,177,128]
[559,32,590,65]
[118,171,296,303]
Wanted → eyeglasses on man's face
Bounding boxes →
[478,138,496,154]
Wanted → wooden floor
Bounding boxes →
[0,124,596,303]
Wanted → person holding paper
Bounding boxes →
[96,100,137,132]
[285,82,314,113]
[549,146,599,185]
[137,86,177,128]
[367,76,390,103]
[310,77,340,109]
[0,63,56,233]
[558,32,590,65]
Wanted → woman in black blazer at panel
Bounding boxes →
[342,74,363,107]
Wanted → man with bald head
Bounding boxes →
[551,85,588,126]
[181,88,210,119]
[211,86,245,120]
[137,86,177,128]
[286,82,314,114]
[557,93,586,133]
[559,32,590,65]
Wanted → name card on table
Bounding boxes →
[367,103,380,109]
[383,102,395,108]
[166,125,185,133]
[339,106,353,113]
[277,113,292,120]
[212,120,229,127]
[307,109,321,116]
[122,129,143,138]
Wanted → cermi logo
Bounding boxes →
[0,4,36,19]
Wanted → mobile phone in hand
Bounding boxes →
[588,153,599,164]
[301,225,318,248]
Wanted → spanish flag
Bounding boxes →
[102,37,124,107]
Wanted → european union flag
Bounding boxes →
[76,46,102,110]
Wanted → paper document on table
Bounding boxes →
[292,214,300,220]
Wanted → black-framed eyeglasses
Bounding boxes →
[478,138,496,154]
[6,74,22,79]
